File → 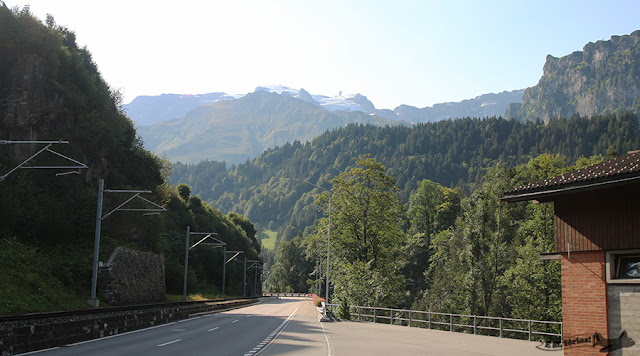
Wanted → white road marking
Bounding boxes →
[321,320,333,356]
[208,327,220,332]
[19,347,61,355]
[157,339,181,347]
[250,305,300,356]
[232,319,239,323]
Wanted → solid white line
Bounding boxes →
[320,319,333,356]
[157,339,181,347]
[208,327,220,332]
[252,306,300,356]
[19,347,60,355]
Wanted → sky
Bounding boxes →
[7,0,640,110]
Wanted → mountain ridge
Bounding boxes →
[508,30,640,122]
[137,90,407,164]
[126,86,524,126]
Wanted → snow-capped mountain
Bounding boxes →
[125,86,379,126]
[124,86,524,127]
[255,85,376,113]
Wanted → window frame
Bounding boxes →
[606,249,640,284]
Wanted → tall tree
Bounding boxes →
[319,155,406,307]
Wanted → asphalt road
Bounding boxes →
[24,298,550,356]
[25,298,309,356]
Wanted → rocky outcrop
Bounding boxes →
[99,247,165,306]
[510,30,640,122]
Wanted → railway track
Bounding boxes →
[0,297,257,323]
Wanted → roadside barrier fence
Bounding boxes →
[326,303,562,342]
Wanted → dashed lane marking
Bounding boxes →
[208,327,220,332]
[157,339,181,347]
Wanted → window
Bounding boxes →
[606,250,640,284]
[615,255,640,279]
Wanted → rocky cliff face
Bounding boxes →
[509,30,640,122]
[0,48,69,162]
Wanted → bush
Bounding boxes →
[339,299,351,320]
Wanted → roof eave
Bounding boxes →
[501,174,640,203]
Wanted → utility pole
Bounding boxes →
[304,181,332,321]
[88,179,166,307]
[182,227,223,300]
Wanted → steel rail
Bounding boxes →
[0,297,258,323]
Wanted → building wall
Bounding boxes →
[607,284,640,356]
[561,251,609,356]
[554,186,640,253]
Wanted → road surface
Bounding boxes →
[25,297,551,356]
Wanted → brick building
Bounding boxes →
[502,151,640,356]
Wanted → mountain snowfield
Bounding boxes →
[254,85,376,113]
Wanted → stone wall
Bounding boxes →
[99,247,165,306]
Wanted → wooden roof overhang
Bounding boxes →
[501,151,640,203]
[501,151,640,253]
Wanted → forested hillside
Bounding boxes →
[273,154,591,324]
[0,5,260,314]
[172,113,640,239]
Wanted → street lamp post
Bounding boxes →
[304,181,331,322]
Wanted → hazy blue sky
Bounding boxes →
[7,0,640,109]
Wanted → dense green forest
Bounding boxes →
[172,112,639,322]
[0,5,260,314]
[269,153,607,326]
[172,113,639,238]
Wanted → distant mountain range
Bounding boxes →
[136,90,406,164]
[129,86,524,163]
[126,86,524,127]
[375,90,524,122]
[130,30,640,163]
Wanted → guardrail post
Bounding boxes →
[358,306,361,322]
[450,314,453,332]
[428,312,431,329]
[499,318,503,338]
[408,310,412,327]
[374,308,377,323]
[473,316,477,335]
[528,320,532,341]
[390,310,393,325]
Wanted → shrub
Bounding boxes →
[339,299,351,320]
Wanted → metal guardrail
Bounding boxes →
[327,304,562,342]
[262,293,312,297]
